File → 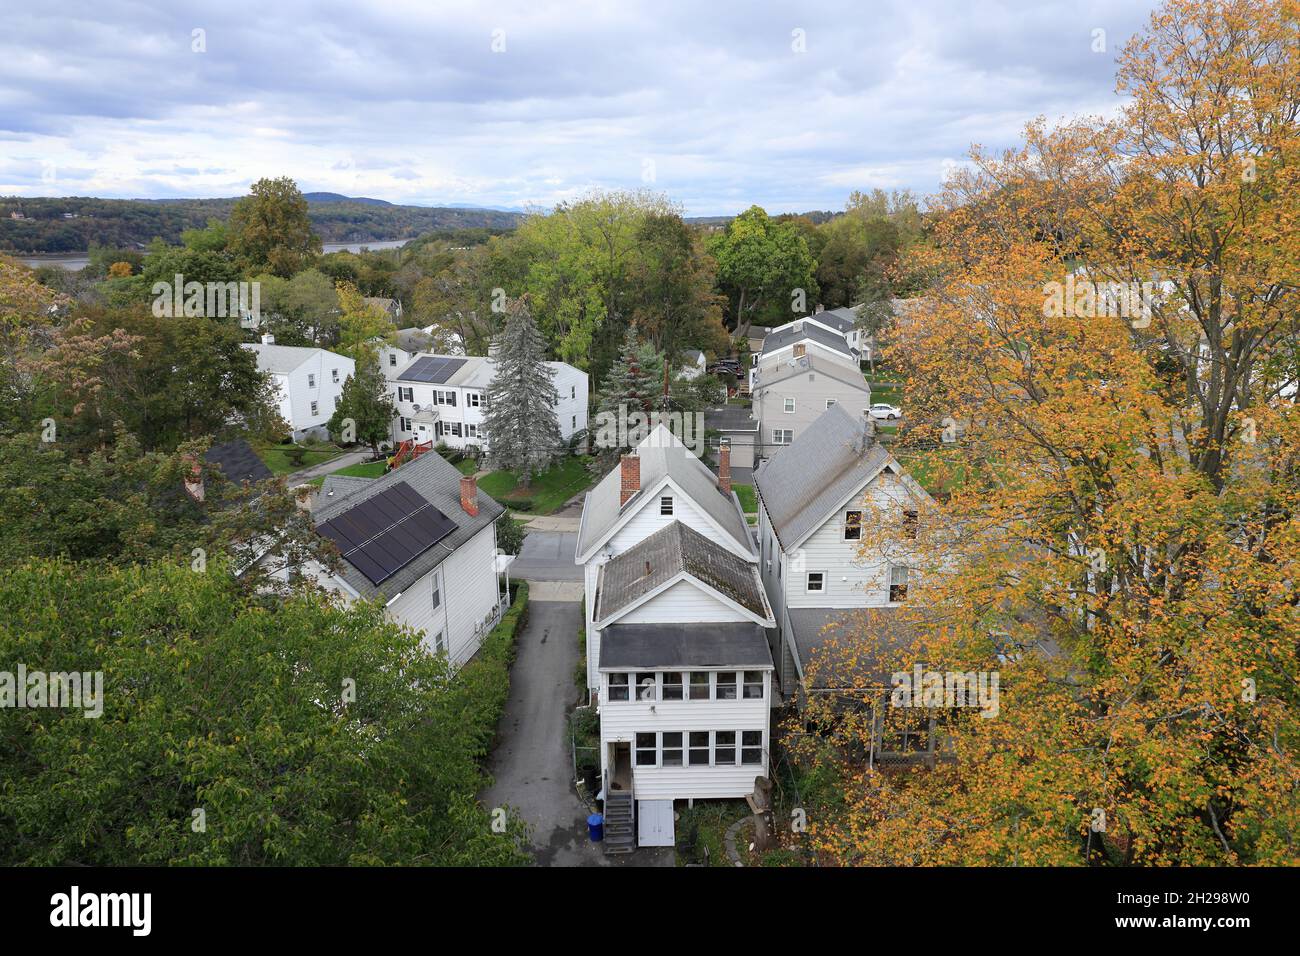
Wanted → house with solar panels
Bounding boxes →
[576,423,775,851]
[752,402,934,698]
[307,450,509,669]
[242,337,355,443]
[383,353,587,455]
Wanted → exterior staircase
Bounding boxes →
[603,791,635,855]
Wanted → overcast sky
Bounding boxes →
[0,0,1159,215]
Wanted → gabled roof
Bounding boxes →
[593,521,769,624]
[205,438,273,486]
[808,306,858,334]
[787,606,920,688]
[752,402,892,551]
[312,451,503,600]
[753,354,872,394]
[575,423,753,561]
[394,328,436,352]
[241,343,342,375]
[759,321,855,361]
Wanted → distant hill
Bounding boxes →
[0,195,521,254]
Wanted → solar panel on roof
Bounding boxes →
[399,356,467,384]
[318,480,457,585]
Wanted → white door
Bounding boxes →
[637,799,674,847]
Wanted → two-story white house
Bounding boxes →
[242,337,355,442]
[752,403,934,699]
[307,452,508,670]
[576,425,774,851]
[385,353,588,454]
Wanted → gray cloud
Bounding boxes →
[0,0,1158,214]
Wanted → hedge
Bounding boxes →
[447,581,529,762]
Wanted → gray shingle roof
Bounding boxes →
[394,328,436,352]
[752,402,891,550]
[759,321,855,361]
[704,405,758,431]
[205,438,273,486]
[787,606,919,688]
[576,423,753,560]
[242,343,330,374]
[599,623,773,670]
[594,521,768,623]
[752,354,872,395]
[313,451,504,600]
[809,306,857,333]
[317,474,374,501]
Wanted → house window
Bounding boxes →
[783,396,795,413]
[433,631,446,655]
[743,671,764,700]
[715,672,737,701]
[807,572,825,593]
[826,399,836,409]
[332,368,339,383]
[688,672,710,700]
[636,673,657,701]
[741,730,763,765]
[310,401,318,416]
[389,353,397,367]
[660,496,673,516]
[688,731,710,766]
[308,373,316,388]
[662,732,683,767]
[571,385,576,399]
[466,392,481,407]
[772,428,793,445]
[431,572,441,610]
[903,509,919,538]
[889,565,910,603]
[572,415,576,428]
[844,510,862,540]
[398,386,413,402]
[437,390,458,407]
[662,672,683,700]
[465,423,478,438]
[449,423,462,437]
[715,731,736,766]
[608,673,630,702]
[635,732,657,767]
[399,417,411,431]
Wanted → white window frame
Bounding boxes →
[399,416,411,431]
[826,398,836,409]
[608,672,630,702]
[331,368,339,383]
[307,373,316,388]
[844,510,862,541]
[660,495,673,516]
[772,428,793,445]
[889,565,910,603]
[783,396,795,413]
[310,400,318,416]
[806,571,825,593]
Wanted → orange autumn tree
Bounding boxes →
[791,0,1300,865]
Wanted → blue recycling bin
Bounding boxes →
[587,813,604,842]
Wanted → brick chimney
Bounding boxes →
[460,475,479,517]
[718,438,732,495]
[619,453,640,506]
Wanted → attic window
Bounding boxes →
[660,495,674,516]
[903,509,919,538]
[844,510,863,541]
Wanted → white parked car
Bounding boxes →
[869,403,902,421]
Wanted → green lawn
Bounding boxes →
[477,456,596,515]
[733,482,757,514]
[331,460,388,479]
[255,443,345,475]
[455,458,478,476]
[896,447,969,497]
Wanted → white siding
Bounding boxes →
[615,579,747,624]
[599,672,771,800]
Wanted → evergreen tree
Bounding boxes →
[482,298,563,486]
[328,363,397,458]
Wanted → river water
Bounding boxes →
[17,238,411,271]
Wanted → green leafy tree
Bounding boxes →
[227,176,322,278]
[328,363,397,457]
[335,280,394,363]
[483,299,563,486]
[707,205,818,336]
[0,557,529,865]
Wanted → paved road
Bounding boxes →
[481,599,612,866]
[511,530,581,581]
[285,449,370,485]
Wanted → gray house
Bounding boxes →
[750,354,872,463]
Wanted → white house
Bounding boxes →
[308,453,509,670]
[752,403,934,697]
[576,425,773,851]
[242,338,355,442]
[678,348,707,381]
[386,353,588,454]
[747,319,859,389]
